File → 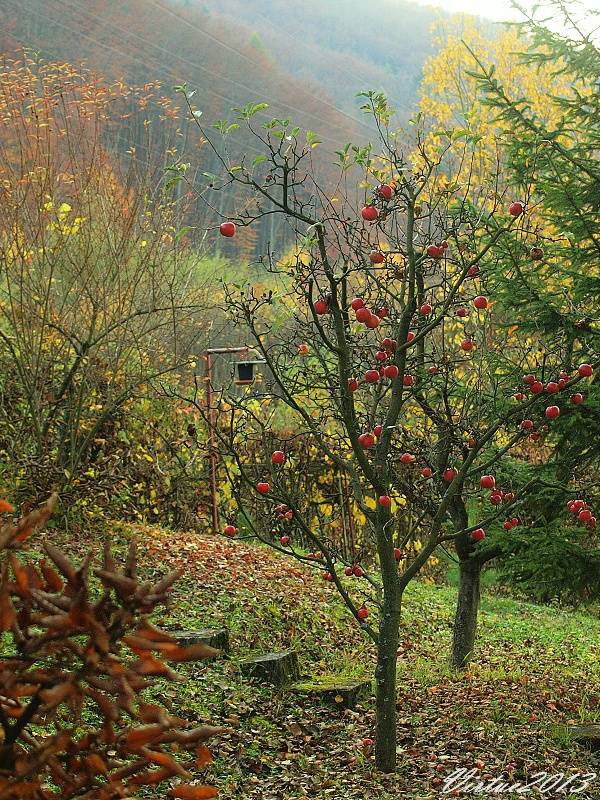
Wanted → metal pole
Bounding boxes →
[204,351,220,534]
[204,346,250,533]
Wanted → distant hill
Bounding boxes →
[0,0,453,139]
[193,0,449,121]
[0,0,466,259]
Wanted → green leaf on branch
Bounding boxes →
[306,130,322,149]
[234,102,270,120]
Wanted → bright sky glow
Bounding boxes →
[409,0,598,27]
[410,0,524,21]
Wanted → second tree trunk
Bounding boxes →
[452,556,481,669]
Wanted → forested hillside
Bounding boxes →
[194,0,449,118]
[0,0,469,259]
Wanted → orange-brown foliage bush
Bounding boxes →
[0,496,222,799]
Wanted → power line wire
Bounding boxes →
[8,0,362,161]
[225,1,416,118]
[49,0,366,139]
[3,0,269,159]
[147,0,379,135]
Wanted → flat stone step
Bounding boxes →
[170,628,230,655]
[239,650,299,685]
[293,678,372,709]
[569,725,600,751]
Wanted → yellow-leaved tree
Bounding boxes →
[417,19,572,187]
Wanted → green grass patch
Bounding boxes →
[24,521,600,799]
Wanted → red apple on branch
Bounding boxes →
[509,201,523,216]
[426,244,443,258]
[219,221,236,237]
[358,433,376,448]
[361,205,378,221]
[377,183,394,200]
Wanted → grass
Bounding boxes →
[293,674,371,691]
[30,521,600,798]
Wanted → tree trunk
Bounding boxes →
[374,588,401,772]
[452,556,481,669]
[0,744,15,772]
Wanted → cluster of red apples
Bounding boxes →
[310,228,499,368]
[359,182,395,224]
[516,363,593,427]
[322,561,381,620]
[219,195,594,591]
[240,355,593,542]
[567,498,598,530]
[275,500,294,545]
[473,474,522,541]
[311,292,491,389]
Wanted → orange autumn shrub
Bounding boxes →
[0,496,222,799]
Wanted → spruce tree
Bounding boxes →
[466,0,600,603]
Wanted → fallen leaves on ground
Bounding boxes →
[45,522,600,798]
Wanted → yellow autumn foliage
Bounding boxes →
[417,20,574,182]
[415,17,594,322]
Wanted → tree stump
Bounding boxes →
[569,725,600,751]
[293,678,372,709]
[170,628,230,655]
[239,650,299,685]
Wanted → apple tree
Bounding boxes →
[176,91,594,772]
